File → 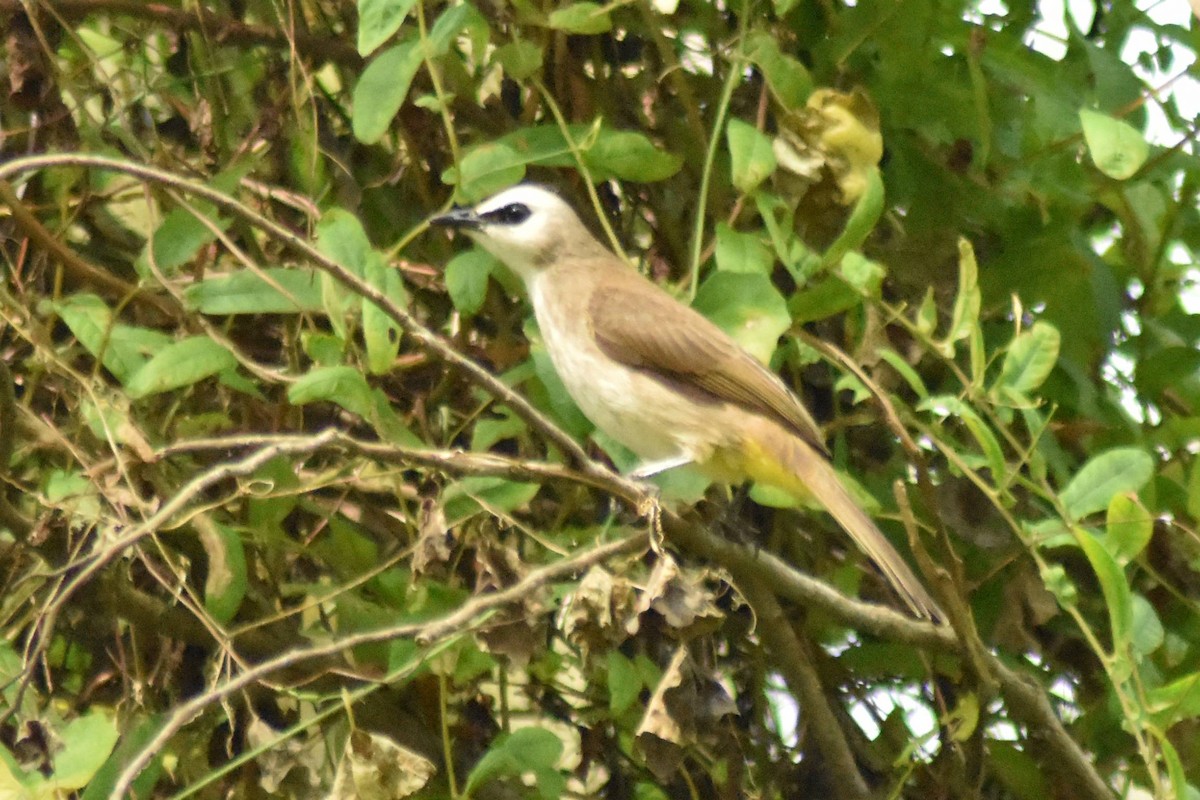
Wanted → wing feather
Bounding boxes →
[589,282,828,455]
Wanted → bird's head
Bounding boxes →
[431,184,606,281]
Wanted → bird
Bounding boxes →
[431,183,942,621]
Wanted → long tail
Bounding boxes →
[739,422,943,622]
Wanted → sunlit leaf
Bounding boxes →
[727,118,776,193]
[1079,108,1148,180]
[1060,448,1154,520]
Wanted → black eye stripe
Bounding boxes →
[480,203,531,225]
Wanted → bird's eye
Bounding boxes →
[480,203,531,225]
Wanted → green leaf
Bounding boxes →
[464,727,564,798]
[744,32,812,110]
[125,337,237,398]
[357,0,417,56]
[1079,108,1148,180]
[352,39,424,143]
[57,294,170,382]
[135,206,229,278]
[998,321,1060,395]
[714,223,773,274]
[693,272,790,365]
[548,2,612,34]
[451,143,528,202]
[726,118,776,194]
[821,166,883,268]
[608,651,641,715]
[1129,593,1163,656]
[289,366,375,418]
[1074,526,1132,652]
[363,251,406,374]
[1147,672,1200,730]
[447,126,681,199]
[442,476,540,525]
[584,130,682,182]
[79,714,165,800]
[1060,448,1154,520]
[943,238,981,349]
[200,521,247,624]
[51,711,119,790]
[494,39,543,80]
[317,209,375,277]
[184,268,323,314]
[1104,493,1152,564]
[877,348,929,399]
[918,395,1006,482]
[445,248,496,317]
[788,278,859,323]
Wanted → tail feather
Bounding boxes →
[741,425,943,621]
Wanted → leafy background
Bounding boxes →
[1,0,1199,798]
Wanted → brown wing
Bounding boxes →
[589,281,829,455]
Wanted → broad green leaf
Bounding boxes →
[352,4,474,143]
[363,251,406,374]
[135,205,230,277]
[1130,593,1163,656]
[125,337,237,398]
[289,366,375,418]
[744,32,812,110]
[317,209,374,277]
[1104,493,1152,564]
[447,126,681,198]
[50,711,119,790]
[714,223,773,274]
[1079,108,1148,180]
[57,294,165,382]
[548,2,612,34]
[78,714,165,800]
[452,142,528,202]
[943,238,980,350]
[584,130,682,182]
[1074,526,1132,652]
[837,251,884,296]
[357,0,417,56]
[1146,673,1200,730]
[998,321,1060,394]
[821,167,883,268]
[608,651,642,715]
[464,727,564,798]
[444,248,496,317]
[352,39,424,143]
[727,118,776,194]
[1060,448,1154,520]
[788,278,859,323]
[184,268,323,314]
[200,521,247,625]
[442,476,540,525]
[494,39,543,80]
[693,272,790,365]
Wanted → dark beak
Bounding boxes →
[430,206,482,231]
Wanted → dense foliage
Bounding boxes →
[1,0,1198,797]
